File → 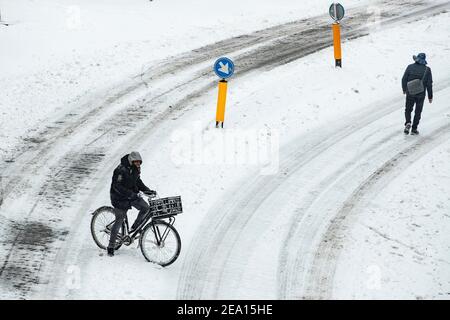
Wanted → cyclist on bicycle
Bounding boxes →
[108,151,157,257]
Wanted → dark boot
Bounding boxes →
[107,247,114,257]
[404,123,411,135]
[411,128,419,135]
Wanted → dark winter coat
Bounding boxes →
[110,154,152,210]
[402,62,433,99]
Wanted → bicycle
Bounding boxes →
[90,193,182,267]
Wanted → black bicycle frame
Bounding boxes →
[122,211,150,239]
[107,209,176,244]
[151,216,176,245]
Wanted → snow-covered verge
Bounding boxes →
[45,8,450,300]
[0,0,367,159]
[333,139,450,299]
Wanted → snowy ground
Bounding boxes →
[333,138,450,299]
[0,0,366,159]
[1,0,450,300]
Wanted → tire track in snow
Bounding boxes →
[44,0,446,300]
[0,9,348,298]
[300,123,450,299]
[276,85,450,299]
[176,80,450,299]
[175,77,450,299]
[0,0,447,298]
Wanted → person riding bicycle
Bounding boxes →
[107,151,157,257]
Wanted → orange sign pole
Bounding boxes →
[215,80,228,128]
[332,22,342,67]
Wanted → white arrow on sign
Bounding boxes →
[218,62,229,74]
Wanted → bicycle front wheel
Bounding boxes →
[139,220,181,267]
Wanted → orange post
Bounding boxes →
[216,80,228,128]
[332,22,342,67]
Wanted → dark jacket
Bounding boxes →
[402,62,433,99]
[110,154,152,210]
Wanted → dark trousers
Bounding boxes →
[108,197,150,249]
[405,96,425,130]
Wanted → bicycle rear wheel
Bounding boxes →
[90,206,123,250]
[139,220,181,267]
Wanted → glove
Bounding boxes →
[144,190,157,197]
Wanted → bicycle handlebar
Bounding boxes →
[139,191,158,200]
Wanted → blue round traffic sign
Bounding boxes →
[214,57,235,79]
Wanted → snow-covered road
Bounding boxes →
[1,0,450,299]
[176,81,450,299]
